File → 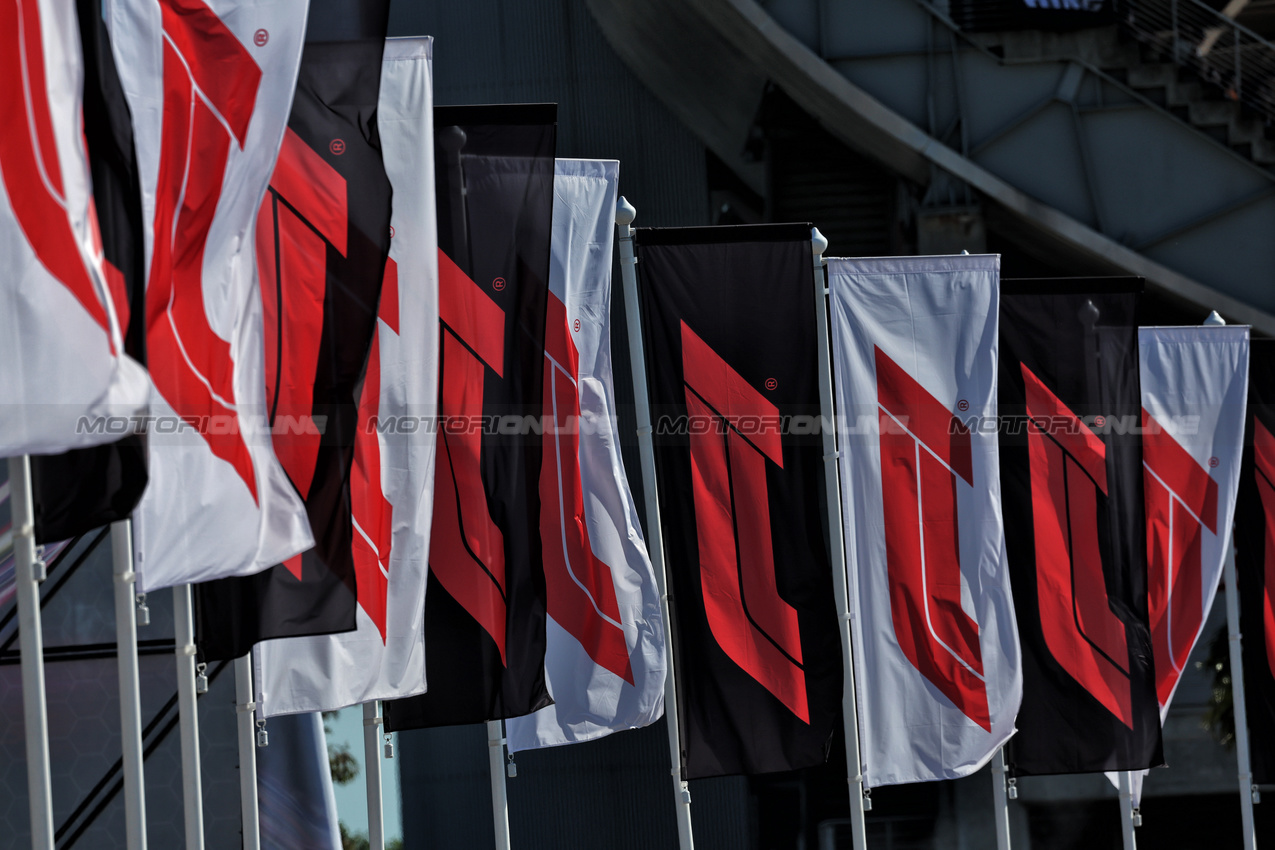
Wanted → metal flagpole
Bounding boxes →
[364,702,386,850]
[111,519,147,848]
[991,748,1011,850]
[486,719,511,850]
[1204,309,1259,849]
[1117,771,1137,850]
[617,195,695,850]
[9,455,54,850]
[808,229,867,850]
[234,655,261,850]
[173,584,205,850]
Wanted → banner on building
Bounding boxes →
[384,103,557,731]
[506,159,666,751]
[0,0,148,458]
[633,223,842,778]
[1001,279,1163,775]
[829,254,1021,787]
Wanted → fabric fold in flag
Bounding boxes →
[246,36,437,716]
[107,0,315,590]
[1000,278,1163,776]
[631,223,842,779]
[194,0,395,664]
[1234,338,1275,788]
[828,254,1021,788]
[505,159,666,752]
[0,0,149,457]
[383,103,557,732]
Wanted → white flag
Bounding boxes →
[505,159,666,751]
[1115,324,1249,803]
[0,0,148,455]
[829,254,1021,787]
[254,37,437,716]
[107,0,314,589]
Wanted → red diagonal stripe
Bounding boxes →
[681,321,783,467]
[351,329,391,642]
[1143,409,1218,533]
[875,346,972,485]
[158,0,260,146]
[270,128,347,254]
[439,250,504,376]
[1022,364,1107,492]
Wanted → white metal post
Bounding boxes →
[991,748,1011,850]
[1117,771,1137,850]
[1204,309,1259,850]
[808,229,868,850]
[617,196,695,850]
[1224,543,1259,849]
[364,701,386,850]
[9,455,54,850]
[111,520,146,849]
[234,655,260,850]
[173,584,205,850]
[486,719,511,850]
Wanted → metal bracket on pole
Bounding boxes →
[364,702,386,850]
[111,520,147,849]
[809,231,868,850]
[10,455,54,850]
[1117,771,1138,850]
[617,195,695,850]
[173,584,205,849]
[991,748,1012,850]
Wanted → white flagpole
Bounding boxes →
[173,584,205,850]
[991,748,1011,850]
[1117,770,1137,850]
[9,455,54,850]
[486,719,511,850]
[234,655,261,850]
[617,195,695,850]
[111,519,146,848]
[1203,309,1259,849]
[808,229,867,850]
[364,701,386,850]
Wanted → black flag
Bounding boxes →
[383,104,557,731]
[29,0,148,543]
[1235,338,1275,786]
[633,224,842,778]
[194,1,392,661]
[1000,278,1163,775]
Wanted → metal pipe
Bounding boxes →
[617,196,695,850]
[809,229,867,850]
[1118,771,1138,850]
[486,720,511,850]
[1224,544,1259,849]
[991,748,1011,850]
[173,584,205,850]
[234,656,260,850]
[111,520,146,849]
[364,702,386,850]
[10,455,54,850]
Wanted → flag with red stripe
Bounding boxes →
[505,159,666,751]
[0,0,148,456]
[1234,338,1275,786]
[107,0,314,589]
[383,104,557,731]
[828,255,1021,787]
[633,224,842,778]
[1000,279,1163,775]
[192,0,395,663]
[249,38,436,714]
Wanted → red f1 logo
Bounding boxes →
[0,0,112,337]
[875,347,990,731]
[540,293,633,683]
[430,250,509,662]
[1252,418,1275,680]
[1142,409,1219,708]
[147,0,264,500]
[1022,364,1133,728]
[682,322,809,722]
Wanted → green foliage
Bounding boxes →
[338,822,402,850]
[323,709,360,785]
[1199,624,1236,749]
